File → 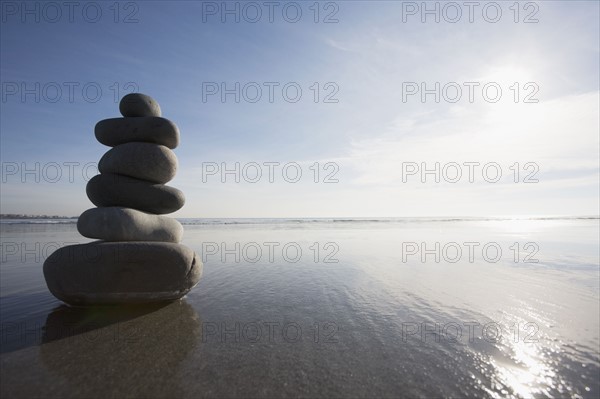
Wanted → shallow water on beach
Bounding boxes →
[1,218,599,398]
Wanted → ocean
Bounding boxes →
[1,217,599,398]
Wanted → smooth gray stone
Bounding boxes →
[119,93,162,117]
[86,173,185,214]
[95,117,179,149]
[43,242,202,305]
[98,142,177,184]
[77,207,183,242]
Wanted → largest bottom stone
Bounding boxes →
[43,242,202,306]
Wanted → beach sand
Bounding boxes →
[1,218,599,397]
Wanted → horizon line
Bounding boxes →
[2,214,599,220]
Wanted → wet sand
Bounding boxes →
[1,218,599,398]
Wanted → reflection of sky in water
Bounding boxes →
[1,218,598,397]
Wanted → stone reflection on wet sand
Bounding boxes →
[1,300,200,398]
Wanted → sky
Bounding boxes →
[1,1,598,218]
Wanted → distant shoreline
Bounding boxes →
[0,214,77,220]
[1,214,598,225]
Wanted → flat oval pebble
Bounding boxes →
[86,173,185,214]
[77,207,183,242]
[119,93,162,117]
[43,242,202,305]
[98,142,177,184]
[95,117,180,149]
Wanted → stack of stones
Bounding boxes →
[43,93,202,306]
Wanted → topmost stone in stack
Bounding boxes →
[120,92,162,117]
[43,93,202,306]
